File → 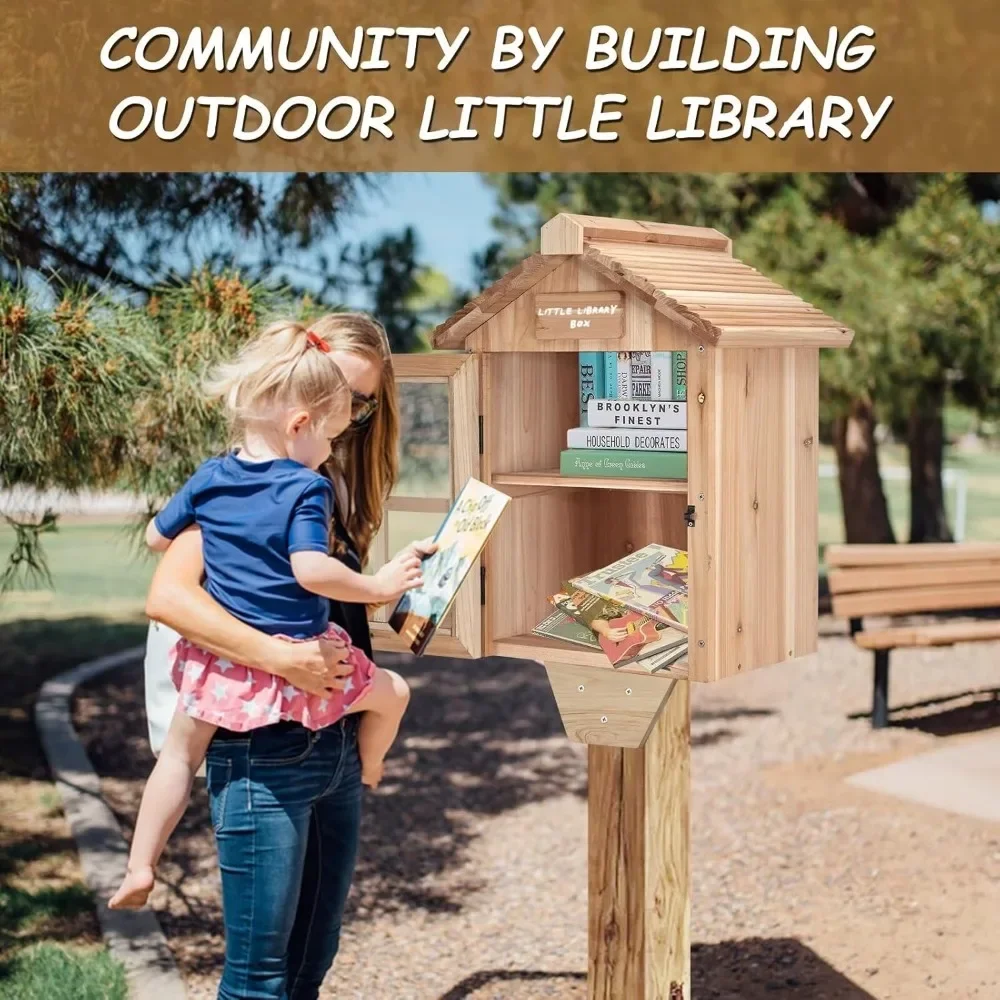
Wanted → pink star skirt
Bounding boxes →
[168,623,376,732]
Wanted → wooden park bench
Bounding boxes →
[826,542,1000,729]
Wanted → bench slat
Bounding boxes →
[856,620,1000,650]
[832,581,1000,618]
[828,561,1000,596]
[825,542,1000,568]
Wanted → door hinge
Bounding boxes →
[478,415,484,455]
[480,565,486,605]
[684,505,697,528]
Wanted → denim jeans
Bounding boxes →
[205,718,363,1000]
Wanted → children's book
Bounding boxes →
[532,608,603,651]
[569,543,689,631]
[550,583,686,667]
[389,478,510,655]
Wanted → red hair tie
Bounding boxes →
[305,330,330,353]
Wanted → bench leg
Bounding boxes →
[872,650,890,729]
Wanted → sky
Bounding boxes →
[342,173,499,289]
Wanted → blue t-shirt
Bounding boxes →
[154,453,333,639]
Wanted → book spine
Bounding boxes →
[577,351,603,426]
[560,449,688,479]
[603,352,618,399]
[673,351,687,401]
[650,352,672,400]
[587,399,687,428]
[628,351,651,400]
[615,351,630,399]
[566,427,687,451]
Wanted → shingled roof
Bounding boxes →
[432,213,853,350]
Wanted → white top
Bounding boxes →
[144,619,181,756]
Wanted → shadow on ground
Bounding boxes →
[74,651,782,982]
[848,686,1000,737]
[433,937,875,999]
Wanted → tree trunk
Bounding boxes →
[907,382,953,543]
[832,398,896,544]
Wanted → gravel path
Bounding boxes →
[74,619,1000,999]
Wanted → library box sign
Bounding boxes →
[534,291,624,340]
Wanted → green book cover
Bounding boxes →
[532,608,602,650]
[559,449,687,479]
[673,351,687,401]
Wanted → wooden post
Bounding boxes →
[588,679,691,1000]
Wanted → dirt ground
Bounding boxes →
[74,620,1000,999]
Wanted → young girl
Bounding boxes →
[109,318,432,911]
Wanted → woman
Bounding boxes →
[143,313,407,1000]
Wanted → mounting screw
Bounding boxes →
[736,624,742,633]
[698,639,705,647]
[625,687,632,696]
[697,392,706,403]
[578,684,585,692]
[697,493,705,501]
[698,345,705,353]
[600,715,608,724]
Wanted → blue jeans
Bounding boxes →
[205,719,363,1000]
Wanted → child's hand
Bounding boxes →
[403,536,439,559]
[373,549,424,604]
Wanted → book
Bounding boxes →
[560,449,687,479]
[642,641,689,673]
[389,478,510,655]
[569,543,689,631]
[587,399,686,428]
[566,427,687,451]
[577,351,604,426]
[615,351,630,398]
[532,607,603,651]
[672,351,687,401]
[628,351,651,400]
[603,352,618,399]
[551,584,687,668]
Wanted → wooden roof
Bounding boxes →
[432,213,854,350]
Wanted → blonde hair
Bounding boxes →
[204,319,350,440]
[308,312,400,565]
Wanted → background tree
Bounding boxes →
[480,172,1000,543]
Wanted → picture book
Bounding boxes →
[569,543,689,631]
[532,608,603,651]
[389,478,510,655]
[550,583,687,667]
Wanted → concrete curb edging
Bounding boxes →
[35,646,188,1000]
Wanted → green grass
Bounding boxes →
[0,520,155,622]
[0,943,127,1000]
[818,442,1000,561]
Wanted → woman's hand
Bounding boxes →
[272,633,353,696]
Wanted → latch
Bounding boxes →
[684,505,696,528]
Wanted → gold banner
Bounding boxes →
[0,0,996,170]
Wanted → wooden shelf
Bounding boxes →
[491,470,688,496]
[494,633,688,680]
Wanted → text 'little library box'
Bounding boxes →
[370,212,853,1000]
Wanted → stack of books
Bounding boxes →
[531,543,689,673]
[564,351,688,480]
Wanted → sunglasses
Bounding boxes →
[350,390,378,426]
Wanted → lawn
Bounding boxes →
[817,442,1000,564]
[0,520,152,1000]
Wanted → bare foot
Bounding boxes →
[361,759,384,789]
[108,867,155,910]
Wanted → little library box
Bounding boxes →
[367,213,853,1000]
